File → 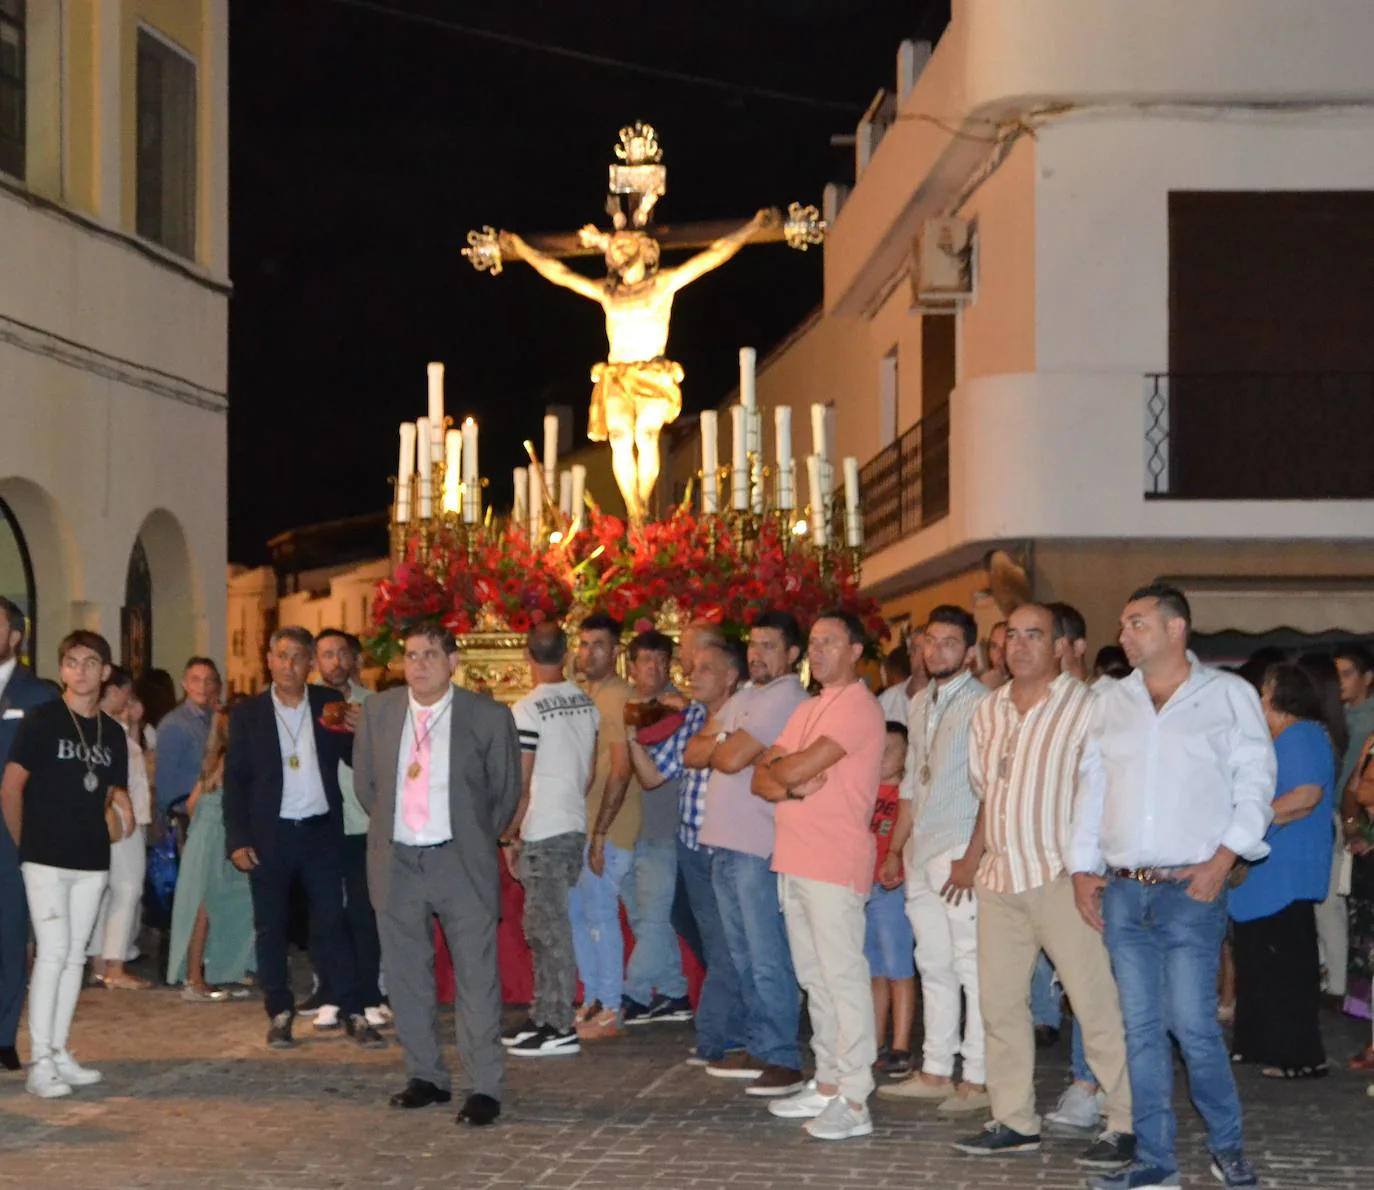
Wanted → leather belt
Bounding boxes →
[1111,866,1185,885]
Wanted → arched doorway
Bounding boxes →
[0,497,37,665]
[127,509,198,674]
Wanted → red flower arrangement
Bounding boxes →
[368,507,887,660]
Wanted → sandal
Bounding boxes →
[103,972,152,991]
[884,1049,915,1077]
[1260,1063,1329,1080]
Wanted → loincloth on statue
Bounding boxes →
[588,357,684,441]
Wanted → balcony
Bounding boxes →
[859,404,950,555]
[1145,373,1374,500]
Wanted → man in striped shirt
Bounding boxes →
[952,603,1133,1169]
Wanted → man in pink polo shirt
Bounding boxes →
[753,609,887,1142]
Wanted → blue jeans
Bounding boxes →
[1031,951,1062,1029]
[677,841,746,1058]
[622,838,686,1003]
[569,839,633,1009]
[1070,1015,1092,1083]
[712,847,801,1070]
[1104,877,1243,1174]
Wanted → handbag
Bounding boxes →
[1354,736,1374,809]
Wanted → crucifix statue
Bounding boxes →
[463,122,825,528]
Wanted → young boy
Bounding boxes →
[870,722,917,1076]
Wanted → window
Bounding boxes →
[0,0,23,180]
[878,348,898,448]
[136,28,196,257]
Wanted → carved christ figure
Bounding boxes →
[499,207,780,526]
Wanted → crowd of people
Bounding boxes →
[0,580,1370,1190]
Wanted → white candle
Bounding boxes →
[461,417,479,523]
[739,347,757,410]
[807,455,827,546]
[810,403,828,461]
[442,429,462,514]
[513,467,528,522]
[774,406,794,510]
[426,363,445,462]
[543,413,559,488]
[558,470,572,519]
[729,405,749,511]
[529,464,543,542]
[843,456,862,547]
[699,410,719,515]
[415,417,432,518]
[398,423,416,484]
[570,464,587,529]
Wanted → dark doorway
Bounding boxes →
[122,538,153,680]
[0,496,37,665]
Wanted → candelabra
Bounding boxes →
[390,455,487,572]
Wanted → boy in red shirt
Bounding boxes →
[870,722,916,1076]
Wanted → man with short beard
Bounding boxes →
[304,630,385,1031]
[879,605,989,1114]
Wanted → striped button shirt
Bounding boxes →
[645,701,710,850]
[899,670,988,872]
[970,672,1095,894]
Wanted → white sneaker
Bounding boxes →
[803,1096,873,1141]
[768,1080,837,1119]
[52,1050,103,1087]
[26,1057,72,1099]
[364,1005,392,1029]
[1045,1081,1104,1133]
[312,1004,341,1030]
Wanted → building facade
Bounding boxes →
[0,0,228,679]
[671,0,1374,654]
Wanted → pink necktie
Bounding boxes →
[402,709,431,833]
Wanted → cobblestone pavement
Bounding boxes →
[0,987,1370,1190]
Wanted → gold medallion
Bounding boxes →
[999,755,1010,779]
[287,754,300,770]
[407,761,423,781]
[919,764,932,785]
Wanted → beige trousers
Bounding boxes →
[977,875,1132,1136]
[781,874,876,1104]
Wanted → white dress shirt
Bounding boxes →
[878,681,917,728]
[1071,653,1277,873]
[272,688,330,820]
[0,656,16,703]
[393,687,455,846]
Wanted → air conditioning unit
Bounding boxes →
[911,217,973,305]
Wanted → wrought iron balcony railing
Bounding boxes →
[1144,372,1374,499]
[859,404,950,555]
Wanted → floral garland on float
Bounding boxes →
[367,361,885,699]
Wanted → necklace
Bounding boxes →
[273,698,306,770]
[406,698,451,780]
[918,677,961,785]
[65,702,104,793]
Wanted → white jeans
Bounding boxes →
[905,843,985,1084]
[23,863,108,1059]
[88,829,146,961]
[781,874,876,1104]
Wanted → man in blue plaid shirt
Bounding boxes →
[629,639,748,1064]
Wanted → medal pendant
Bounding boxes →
[999,756,1010,779]
[919,764,932,786]
[288,754,301,770]
[406,761,422,781]
[83,771,98,793]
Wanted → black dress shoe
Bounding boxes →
[456,1093,501,1127]
[267,1010,296,1049]
[0,1046,20,1072]
[389,1078,452,1109]
[345,1014,387,1049]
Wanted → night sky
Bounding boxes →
[227,0,948,564]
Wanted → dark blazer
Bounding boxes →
[223,686,352,863]
[353,686,520,920]
[0,665,60,768]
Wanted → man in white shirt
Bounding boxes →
[353,623,520,1126]
[879,606,989,1114]
[505,624,599,1058]
[1071,584,1275,1190]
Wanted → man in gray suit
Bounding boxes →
[353,623,520,1127]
